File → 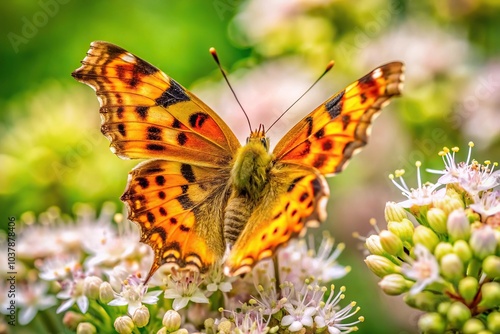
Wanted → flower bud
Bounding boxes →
[463,318,485,334]
[447,301,471,329]
[378,274,411,295]
[385,202,407,222]
[132,306,150,328]
[483,255,500,278]
[365,235,386,256]
[364,255,401,277]
[487,311,500,333]
[380,230,403,256]
[447,209,470,241]
[470,225,497,260]
[218,320,233,333]
[83,276,103,300]
[478,282,500,309]
[99,282,115,304]
[434,242,453,261]
[63,311,85,330]
[433,196,463,215]
[156,328,167,334]
[413,226,440,252]
[453,240,472,264]
[427,208,448,234]
[114,316,135,334]
[404,291,442,312]
[437,301,451,315]
[76,322,97,334]
[458,277,479,305]
[441,253,464,282]
[388,218,414,244]
[417,312,446,334]
[171,330,189,334]
[162,310,182,331]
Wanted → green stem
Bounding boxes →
[39,309,63,334]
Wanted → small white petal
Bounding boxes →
[56,299,75,314]
[281,315,294,326]
[289,320,304,332]
[172,297,189,311]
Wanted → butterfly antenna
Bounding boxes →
[266,60,335,133]
[210,47,252,133]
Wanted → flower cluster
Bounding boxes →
[0,202,360,333]
[364,143,500,334]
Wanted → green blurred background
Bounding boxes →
[1,0,499,333]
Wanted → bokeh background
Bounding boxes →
[1,0,499,333]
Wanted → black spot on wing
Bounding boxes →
[177,194,195,210]
[147,212,156,223]
[314,128,324,139]
[136,177,149,189]
[180,164,196,183]
[325,91,345,119]
[313,155,327,169]
[155,80,190,108]
[172,119,182,129]
[146,144,166,151]
[188,112,209,128]
[118,123,126,137]
[136,106,149,119]
[177,132,188,146]
[155,175,166,186]
[147,126,162,140]
[287,176,305,192]
[180,224,191,232]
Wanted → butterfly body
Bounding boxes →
[72,41,404,280]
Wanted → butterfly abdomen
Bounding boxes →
[224,196,252,246]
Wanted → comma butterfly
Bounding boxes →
[72,41,404,281]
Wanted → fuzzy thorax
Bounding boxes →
[231,137,272,198]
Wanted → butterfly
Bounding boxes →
[72,41,404,281]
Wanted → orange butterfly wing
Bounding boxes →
[72,41,240,165]
[273,62,404,175]
[225,63,404,275]
[72,41,239,280]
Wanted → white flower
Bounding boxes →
[37,254,81,281]
[204,262,234,294]
[470,190,500,220]
[314,285,362,334]
[56,270,89,314]
[13,282,57,325]
[248,260,287,315]
[280,283,323,332]
[278,233,348,286]
[232,309,271,334]
[83,209,152,274]
[401,244,442,294]
[389,162,444,208]
[163,269,209,310]
[108,274,162,316]
[430,143,500,196]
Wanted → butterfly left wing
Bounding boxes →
[273,62,404,175]
[224,164,329,276]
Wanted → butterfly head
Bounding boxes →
[246,124,270,152]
